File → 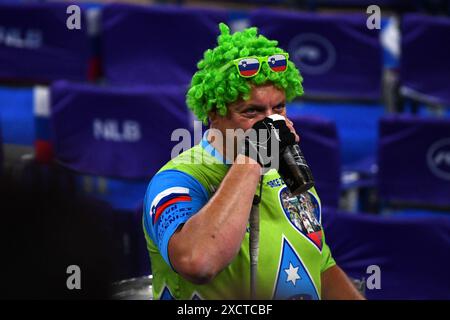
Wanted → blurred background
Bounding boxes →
[0,0,449,299]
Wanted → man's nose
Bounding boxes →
[265,108,274,117]
[253,108,273,122]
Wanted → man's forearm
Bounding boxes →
[168,155,261,283]
[321,265,366,300]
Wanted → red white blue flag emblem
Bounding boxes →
[150,187,192,224]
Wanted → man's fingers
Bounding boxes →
[285,118,300,143]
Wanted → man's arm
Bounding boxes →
[321,265,366,300]
[168,154,260,284]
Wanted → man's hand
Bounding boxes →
[240,115,296,168]
[285,118,300,143]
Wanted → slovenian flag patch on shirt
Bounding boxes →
[150,187,192,224]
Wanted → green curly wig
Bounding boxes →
[186,23,304,124]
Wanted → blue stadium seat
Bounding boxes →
[313,0,412,9]
[400,14,450,107]
[289,115,341,208]
[50,81,189,179]
[48,81,190,279]
[101,4,228,86]
[0,3,95,82]
[0,86,34,146]
[288,101,384,169]
[322,208,450,299]
[0,119,3,172]
[250,9,382,100]
[252,9,386,205]
[288,101,385,211]
[378,115,450,208]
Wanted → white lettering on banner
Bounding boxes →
[427,138,450,181]
[434,151,450,166]
[122,120,141,142]
[0,26,42,49]
[93,119,141,142]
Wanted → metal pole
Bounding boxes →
[249,197,260,300]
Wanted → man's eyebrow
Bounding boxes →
[234,103,263,111]
[238,102,285,110]
[235,100,286,112]
[244,104,267,110]
[273,102,286,108]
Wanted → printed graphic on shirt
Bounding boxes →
[279,187,323,251]
[272,236,320,300]
[191,292,203,300]
[150,187,192,224]
[160,286,175,300]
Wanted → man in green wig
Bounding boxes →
[143,23,364,300]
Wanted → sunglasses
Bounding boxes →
[219,53,289,78]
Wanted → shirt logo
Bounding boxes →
[279,187,323,251]
[150,187,191,224]
[273,236,319,300]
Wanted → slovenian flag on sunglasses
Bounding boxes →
[238,58,260,77]
[268,54,287,72]
[150,187,192,224]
